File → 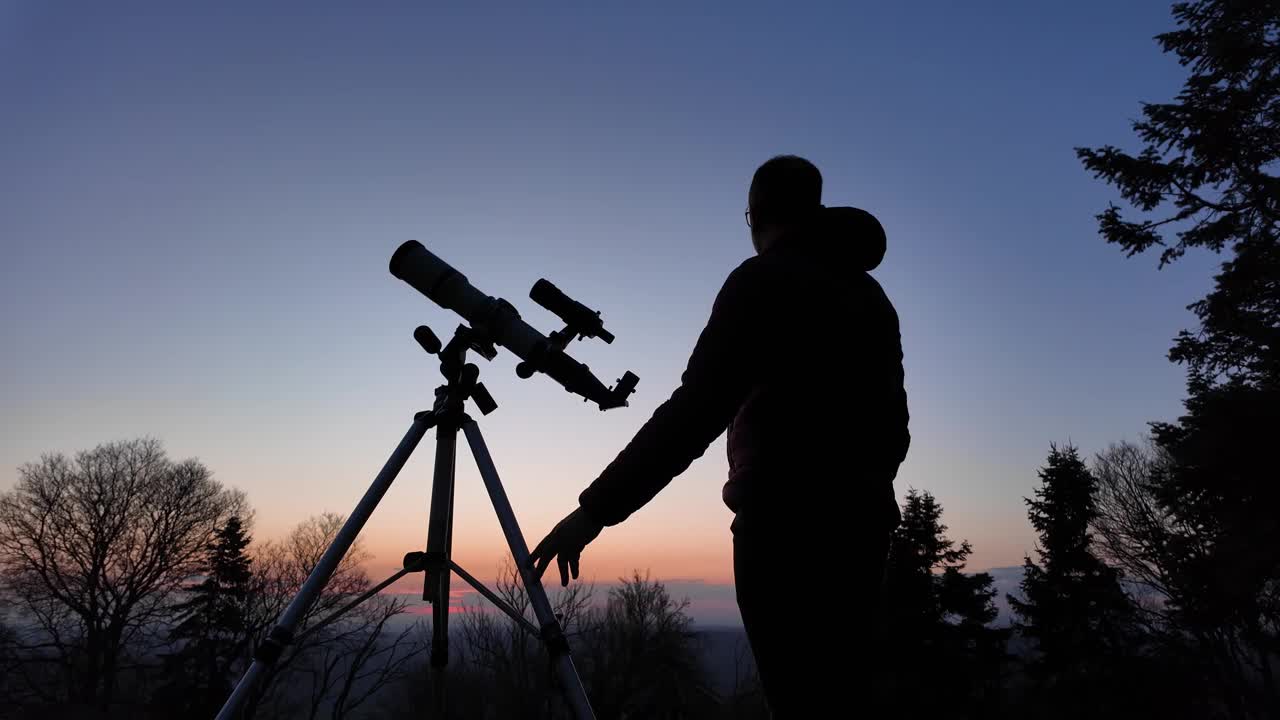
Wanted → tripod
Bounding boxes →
[216,323,597,720]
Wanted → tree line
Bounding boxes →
[920,2,1277,716]
[0,441,753,718]
[2,431,1271,719]
[0,439,421,719]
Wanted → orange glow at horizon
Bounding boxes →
[364,531,740,592]
[355,519,1031,594]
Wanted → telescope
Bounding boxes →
[389,240,638,410]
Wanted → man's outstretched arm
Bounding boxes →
[530,259,768,585]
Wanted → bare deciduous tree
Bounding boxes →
[457,555,594,719]
[1093,438,1279,713]
[241,513,424,720]
[326,595,419,720]
[1090,438,1180,630]
[0,438,245,708]
[582,571,717,718]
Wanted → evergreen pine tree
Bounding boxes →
[1009,444,1133,714]
[167,515,253,706]
[1077,2,1279,713]
[883,489,1007,717]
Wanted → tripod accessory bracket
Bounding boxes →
[540,621,572,658]
[403,550,449,573]
[253,625,295,665]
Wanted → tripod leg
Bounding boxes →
[423,415,458,718]
[216,413,434,720]
[462,420,598,720]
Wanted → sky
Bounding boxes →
[0,1,1218,625]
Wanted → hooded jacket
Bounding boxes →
[577,207,909,534]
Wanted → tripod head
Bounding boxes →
[415,324,499,415]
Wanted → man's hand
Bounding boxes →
[529,507,604,587]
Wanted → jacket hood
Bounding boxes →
[816,206,887,272]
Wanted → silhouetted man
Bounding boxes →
[531,155,909,717]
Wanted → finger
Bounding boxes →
[530,544,550,580]
[558,555,569,587]
[531,529,561,571]
[529,535,552,567]
[570,554,580,581]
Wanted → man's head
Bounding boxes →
[747,155,823,254]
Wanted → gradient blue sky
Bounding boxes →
[2,1,1216,611]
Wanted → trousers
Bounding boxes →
[732,507,894,719]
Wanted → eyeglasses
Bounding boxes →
[744,208,752,228]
